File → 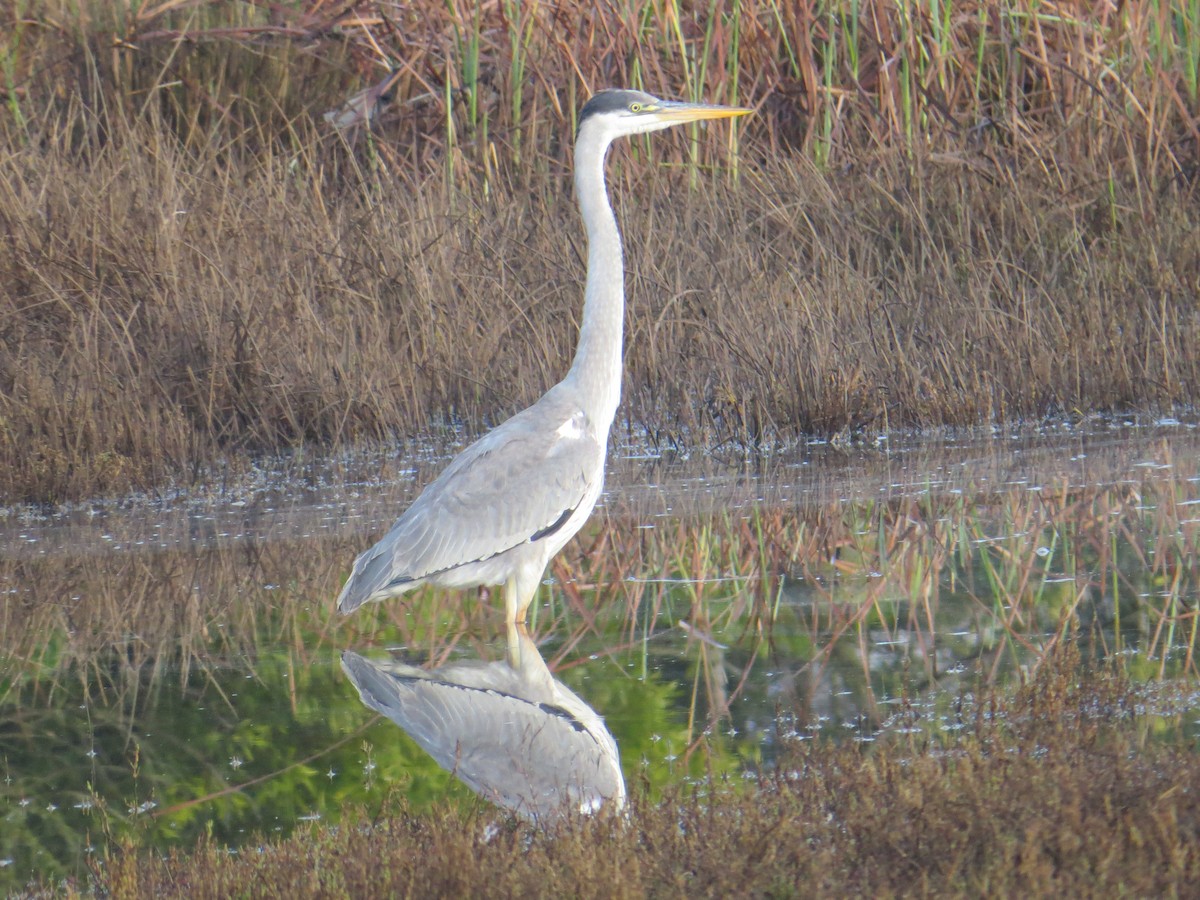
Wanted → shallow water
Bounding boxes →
[3,419,1200,888]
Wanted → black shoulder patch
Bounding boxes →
[530,507,575,542]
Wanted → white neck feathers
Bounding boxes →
[564,119,625,431]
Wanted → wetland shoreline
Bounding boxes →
[32,653,1200,898]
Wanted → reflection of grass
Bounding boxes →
[0,643,695,891]
[74,648,1200,897]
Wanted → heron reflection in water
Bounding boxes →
[341,624,624,823]
[336,90,751,629]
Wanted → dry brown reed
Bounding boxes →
[1,2,1198,503]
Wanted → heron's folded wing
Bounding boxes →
[339,398,602,606]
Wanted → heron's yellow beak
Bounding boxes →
[650,101,752,123]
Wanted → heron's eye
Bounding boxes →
[629,102,643,113]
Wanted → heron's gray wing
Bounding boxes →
[338,392,602,610]
[341,652,623,821]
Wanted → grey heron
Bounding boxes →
[336,89,750,625]
[341,623,625,822]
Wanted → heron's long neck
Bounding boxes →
[565,131,623,430]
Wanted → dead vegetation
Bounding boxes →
[2,2,1198,503]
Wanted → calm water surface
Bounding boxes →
[3,419,1200,888]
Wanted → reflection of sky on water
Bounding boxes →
[2,418,1200,886]
[3,417,1198,560]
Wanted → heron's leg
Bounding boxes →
[505,600,522,668]
[504,570,540,662]
[505,619,553,687]
[505,617,531,669]
[503,575,520,624]
[504,570,539,624]
[504,575,522,664]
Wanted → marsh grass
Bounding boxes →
[1,2,1199,503]
[58,647,1200,898]
[4,453,1197,715]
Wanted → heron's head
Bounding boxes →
[577,89,750,144]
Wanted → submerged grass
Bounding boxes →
[52,648,1200,898]
[1,2,1198,503]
